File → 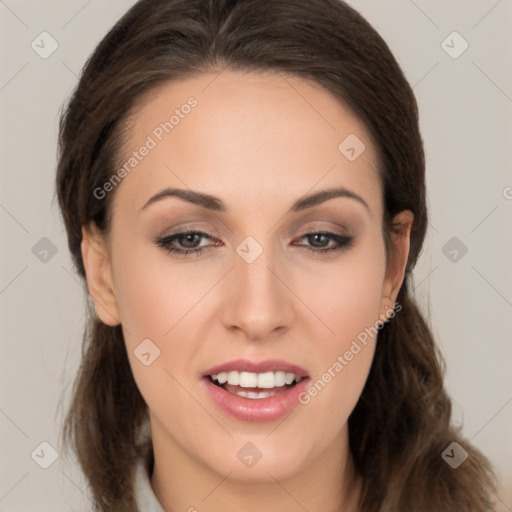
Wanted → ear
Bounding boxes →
[80,221,121,326]
[379,210,414,319]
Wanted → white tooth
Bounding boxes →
[239,371,258,388]
[274,371,286,387]
[257,371,275,389]
[284,372,295,385]
[240,390,270,399]
[215,370,300,388]
[227,371,240,386]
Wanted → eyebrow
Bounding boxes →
[140,186,370,214]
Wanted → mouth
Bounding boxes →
[207,370,303,399]
[201,359,310,422]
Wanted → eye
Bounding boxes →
[153,228,354,258]
[153,228,219,257]
[293,230,354,254]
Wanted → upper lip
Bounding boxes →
[203,359,309,378]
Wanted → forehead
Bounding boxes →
[112,69,382,220]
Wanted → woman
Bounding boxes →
[55,0,497,510]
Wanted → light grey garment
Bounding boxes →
[133,451,165,512]
[132,416,165,512]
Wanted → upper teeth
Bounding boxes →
[211,371,301,388]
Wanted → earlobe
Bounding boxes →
[80,222,121,326]
[380,210,414,316]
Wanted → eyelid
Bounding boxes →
[293,219,351,235]
[154,227,218,246]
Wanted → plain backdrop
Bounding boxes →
[1,0,511,510]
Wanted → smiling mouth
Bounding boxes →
[207,370,303,400]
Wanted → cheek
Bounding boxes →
[295,233,386,342]
[110,243,201,423]
[109,238,215,399]
[110,235,206,343]
[293,235,385,420]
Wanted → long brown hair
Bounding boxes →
[55,0,497,510]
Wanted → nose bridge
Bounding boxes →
[223,235,292,338]
[237,240,275,293]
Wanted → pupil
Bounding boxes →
[309,233,328,247]
[181,234,199,248]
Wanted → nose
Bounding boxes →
[220,244,295,342]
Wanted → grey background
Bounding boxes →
[1,0,511,510]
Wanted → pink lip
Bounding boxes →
[201,358,310,423]
[202,358,309,378]
[202,376,310,422]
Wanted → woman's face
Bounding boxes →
[82,70,412,483]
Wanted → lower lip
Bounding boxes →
[202,377,310,422]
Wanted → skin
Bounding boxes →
[81,69,413,512]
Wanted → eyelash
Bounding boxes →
[153,227,354,258]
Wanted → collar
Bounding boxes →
[133,449,166,512]
[132,416,165,512]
